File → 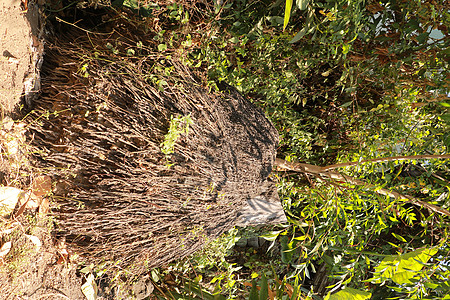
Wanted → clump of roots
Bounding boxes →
[25,12,278,273]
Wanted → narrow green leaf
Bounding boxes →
[392,232,407,243]
[283,0,293,31]
[304,266,310,279]
[260,230,282,241]
[259,274,269,300]
[289,9,314,43]
[340,101,353,108]
[327,288,372,300]
[290,28,307,43]
[290,276,301,300]
[280,235,292,263]
[186,280,226,300]
[249,279,259,300]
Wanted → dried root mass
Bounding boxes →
[25,16,279,270]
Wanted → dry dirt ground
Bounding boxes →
[0,1,87,299]
[1,0,34,115]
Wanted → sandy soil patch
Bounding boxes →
[0,0,43,116]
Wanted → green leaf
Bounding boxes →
[183,280,226,300]
[158,44,167,52]
[249,279,258,300]
[322,254,334,266]
[391,232,407,243]
[340,101,353,108]
[280,235,293,263]
[111,0,125,6]
[424,282,439,289]
[289,9,314,43]
[444,133,450,150]
[290,281,300,300]
[290,27,308,43]
[370,247,438,285]
[416,32,429,44]
[342,43,350,55]
[114,0,153,16]
[260,230,282,241]
[304,265,310,279]
[326,288,372,300]
[283,0,293,31]
[440,114,450,124]
[296,0,309,10]
[259,273,269,300]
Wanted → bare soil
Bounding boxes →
[0,1,86,299]
[0,0,31,115]
[0,216,85,300]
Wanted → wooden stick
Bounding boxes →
[274,158,450,217]
[321,154,450,171]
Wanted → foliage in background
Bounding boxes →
[173,0,449,297]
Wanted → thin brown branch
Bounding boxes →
[274,158,450,217]
[321,154,450,171]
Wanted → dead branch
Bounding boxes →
[321,154,450,171]
[274,158,450,217]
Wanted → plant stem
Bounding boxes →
[274,158,450,217]
[321,154,450,171]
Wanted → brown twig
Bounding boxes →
[321,154,450,171]
[274,158,450,217]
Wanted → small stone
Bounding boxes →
[132,276,154,300]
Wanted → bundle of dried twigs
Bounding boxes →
[25,16,278,271]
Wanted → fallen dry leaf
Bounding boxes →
[18,191,40,209]
[56,249,69,264]
[38,196,49,214]
[0,186,25,215]
[31,175,52,197]
[0,241,12,258]
[15,191,39,217]
[81,273,98,300]
[25,234,42,251]
[0,222,20,234]
[56,239,69,264]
